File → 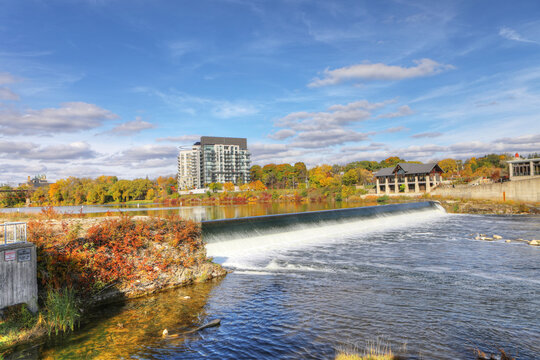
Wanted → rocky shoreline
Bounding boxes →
[437,198,540,215]
[92,257,227,306]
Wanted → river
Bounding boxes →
[9,204,540,359]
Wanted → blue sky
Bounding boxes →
[0,0,539,182]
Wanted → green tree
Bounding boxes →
[342,169,359,186]
[208,182,223,193]
[380,156,405,168]
[249,165,263,182]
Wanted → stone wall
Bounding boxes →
[431,177,540,202]
[0,242,38,314]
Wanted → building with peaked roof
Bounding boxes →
[374,163,444,194]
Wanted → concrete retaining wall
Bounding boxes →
[431,178,540,202]
[0,242,38,314]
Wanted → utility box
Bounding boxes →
[0,242,38,314]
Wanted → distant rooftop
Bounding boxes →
[199,136,248,149]
[374,163,442,177]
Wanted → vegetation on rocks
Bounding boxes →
[0,213,224,354]
[436,197,538,215]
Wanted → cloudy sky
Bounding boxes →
[1,0,539,183]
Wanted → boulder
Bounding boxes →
[493,235,502,240]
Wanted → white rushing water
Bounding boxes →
[206,207,448,270]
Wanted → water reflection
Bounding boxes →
[1,202,375,221]
[36,278,224,360]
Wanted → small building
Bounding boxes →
[19,175,49,189]
[507,156,540,180]
[374,163,444,194]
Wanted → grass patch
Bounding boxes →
[336,354,395,360]
[0,304,42,352]
[376,195,390,204]
[44,288,81,336]
[336,340,403,360]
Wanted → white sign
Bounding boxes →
[4,250,16,261]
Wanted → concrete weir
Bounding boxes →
[0,242,38,315]
[202,201,443,243]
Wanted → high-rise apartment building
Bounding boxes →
[177,136,251,189]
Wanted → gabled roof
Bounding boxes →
[374,166,395,177]
[374,162,442,177]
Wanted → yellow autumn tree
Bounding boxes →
[223,182,235,192]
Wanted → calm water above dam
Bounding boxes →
[14,206,540,360]
[0,202,372,220]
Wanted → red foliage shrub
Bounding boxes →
[28,215,203,297]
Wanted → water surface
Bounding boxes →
[15,208,540,359]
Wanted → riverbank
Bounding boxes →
[434,196,539,215]
[0,215,226,355]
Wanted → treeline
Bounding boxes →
[249,156,422,190]
[0,153,520,208]
[0,176,178,207]
[248,153,517,190]
[438,154,512,182]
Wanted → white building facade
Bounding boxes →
[177,136,251,190]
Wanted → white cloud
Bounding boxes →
[156,134,201,143]
[496,133,540,145]
[292,129,371,148]
[411,131,443,138]
[249,143,289,156]
[341,142,387,152]
[25,142,97,160]
[0,140,97,161]
[384,126,408,133]
[0,72,18,85]
[108,117,155,136]
[212,103,259,118]
[268,129,296,140]
[499,27,538,44]
[0,102,118,135]
[276,100,376,131]
[116,145,178,161]
[377,105,414,119]
[309,58,454,87]
[135,87,259,119]
[0,87,19,101]
[167,41,197,58]
[0,140,35,155]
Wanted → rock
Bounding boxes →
[493,235,502,240]
[530,240,540,246]
[479,236,493,241]
[182,296,191,300]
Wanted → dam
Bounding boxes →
[31,202,540,359]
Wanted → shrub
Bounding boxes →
[29,215,203,295]
[44,288,81,335]
[377,195,390,203]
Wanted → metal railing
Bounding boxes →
[1,222,27,245]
